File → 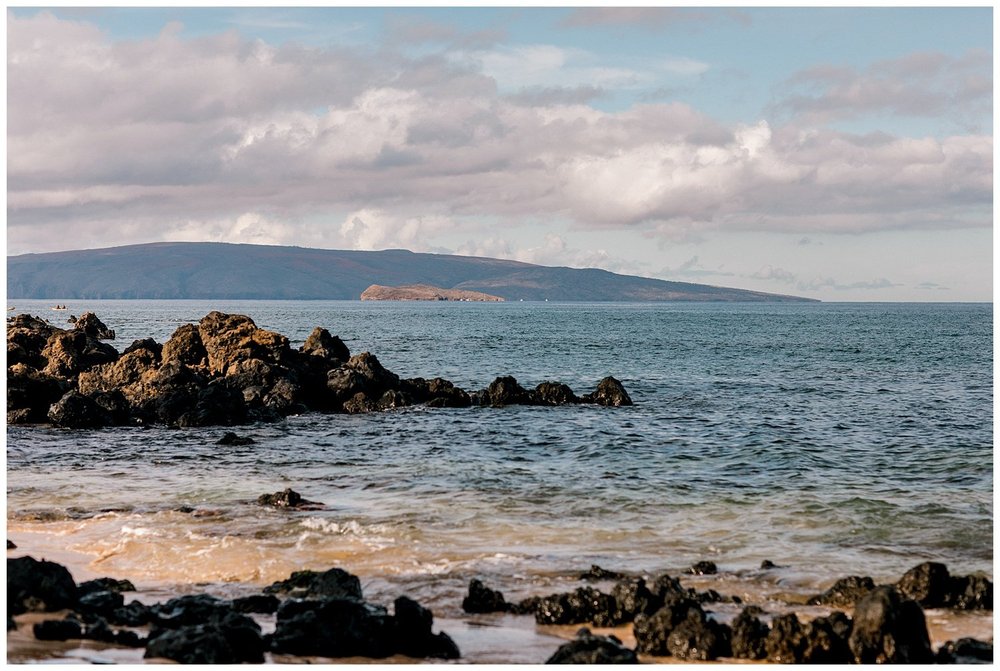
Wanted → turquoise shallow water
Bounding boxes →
[5,300,993,619]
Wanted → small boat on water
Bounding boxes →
[51,305,67,310]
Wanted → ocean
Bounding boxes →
[5,299,993,662]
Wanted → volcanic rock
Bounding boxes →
[583,376,633,407]
[462,579,509,614]
[73,312,115,340]
[807,575,875,607]
[848,585,933,663]
[7,556,79,615]
[546,628,638,664]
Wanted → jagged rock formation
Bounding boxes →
[7,311,633,429]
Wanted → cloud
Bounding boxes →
[6,11,993,258]
[751,265,797,283]
[560,8,711,30]
[660,256,735,279]
[773,49,992,130]
[455,233,642,275]
[916,281,949,291]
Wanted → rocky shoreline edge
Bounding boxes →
[7,311,632,429]
[6,546,993,664]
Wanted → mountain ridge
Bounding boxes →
[7,242,817,302]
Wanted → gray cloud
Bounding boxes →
[773,49,992,131]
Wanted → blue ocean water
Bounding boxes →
[6,300,993,618]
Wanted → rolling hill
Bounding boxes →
[7,242,816,302]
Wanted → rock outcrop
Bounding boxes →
[7,311,634,428]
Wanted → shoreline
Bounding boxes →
[7,536,993,664]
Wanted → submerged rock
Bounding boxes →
[257,488,321,509]
[546,628,638,664]
[216,431,255,446]
[583,376,633,407]
[685,560,718,575]
[462,579,509,614]
[579,564,626,581]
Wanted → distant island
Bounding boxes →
[6,242,818,302]
[361,284,505,302]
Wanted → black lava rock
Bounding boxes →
[937,637,994,664]
[897,561,951,607]
[78,577,136,596]
[666,613,732,661]
[462,578,509,613]
[546,628,639,664]
[78,589,125,618]
[33,618,83,641]
[807,575,875,607]
[393,595,461,659]
[802,611,853,663]
[7,556,79,615]
[233,593,280,614]
[632,593,704,656]
[602,577,662,626]
[145,624,239,664]
[532,587,617,626]
[578,564,626,581]
[764,613,807,663]
[269,597,396,658]
[111,600,154,627]
[216,431,255,446]
[686,560,718,575]
[730,607,769,660]
[848,585,934,663]
[257,488,320,508]
[147,609,264,663]
[152,594,234,628]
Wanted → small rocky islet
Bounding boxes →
[6,552,993,663]
[7,310,632,429]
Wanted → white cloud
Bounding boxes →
[6,11,993,259]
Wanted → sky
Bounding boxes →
[5,6,994,301]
